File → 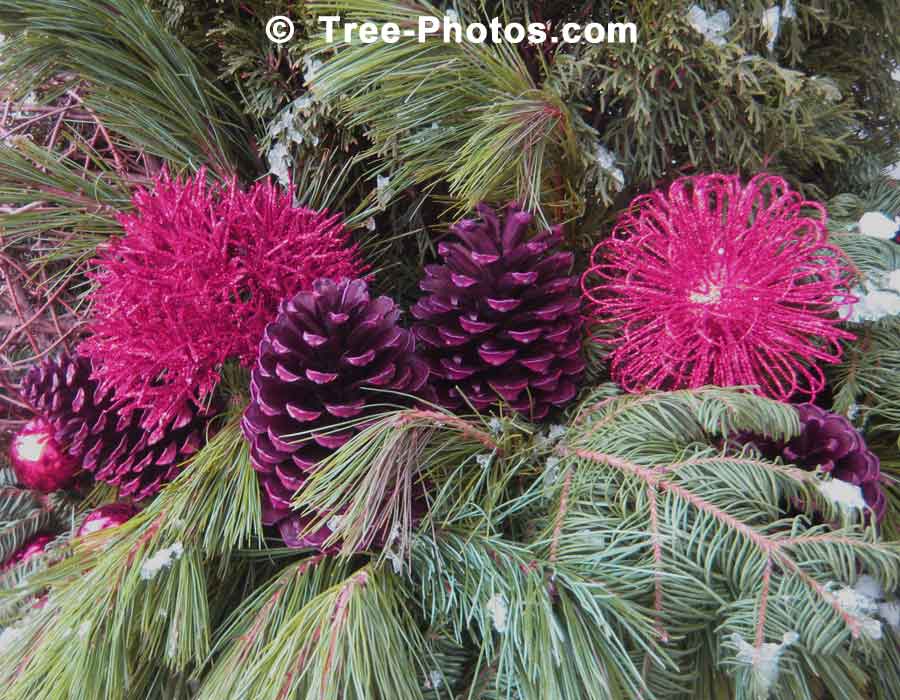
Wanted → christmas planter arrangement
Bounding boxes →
[0,2,898,700]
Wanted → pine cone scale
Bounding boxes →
[747,403,885,520]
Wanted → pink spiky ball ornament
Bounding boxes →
[81,169,366,431]
[582,174,856,401]
[9,417,80,492]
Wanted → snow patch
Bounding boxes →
[846,270,900,324]
[762,6,781,52]
[486,593,509,633]
[731,631,799,692]
[817,479,867,511]
[424,670,444,689]
[476,453,493,469]
[828,579,884,640]
[376,174,393,209]
[0,626,22,653]
[544,456,561,486]
[383,523,404,575]
[140,542,184,580]
[686,5,731,46]
[881,601,900,629]
[843,575,900,632]
[858,211,900,240]
[595,143,626,191]
[548,424,567,441]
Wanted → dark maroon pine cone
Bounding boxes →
[411,202,585,421]
[751,404,885,521]
[241,277,429,549]
[21,353,208,500]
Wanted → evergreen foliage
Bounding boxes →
[826,185,900,541]
[306,0,900,227]
[0,0,254,176]
[0,466,72,573]
[2,390,898,699]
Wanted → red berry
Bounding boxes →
[9,417,80,492]
[5,533,54,570]
[77,503,138,536]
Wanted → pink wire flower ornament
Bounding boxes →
[581,173,857,401]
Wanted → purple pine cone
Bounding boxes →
[241,278,429,549]
[754,404,885,520]
[21,354,207,500]
[412,203,585,420]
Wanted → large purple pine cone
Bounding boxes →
[412,202,585,420]
[241,278,429,548]
[753,404,885,520]
[21,353,207,500]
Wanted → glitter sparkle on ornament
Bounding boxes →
[81,169,366,430]
[582,173,856,401]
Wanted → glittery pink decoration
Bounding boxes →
[81,169,366,430]
[582,173,856,401]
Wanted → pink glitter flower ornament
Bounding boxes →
[582,173,856,401]
[81,169,366,430]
